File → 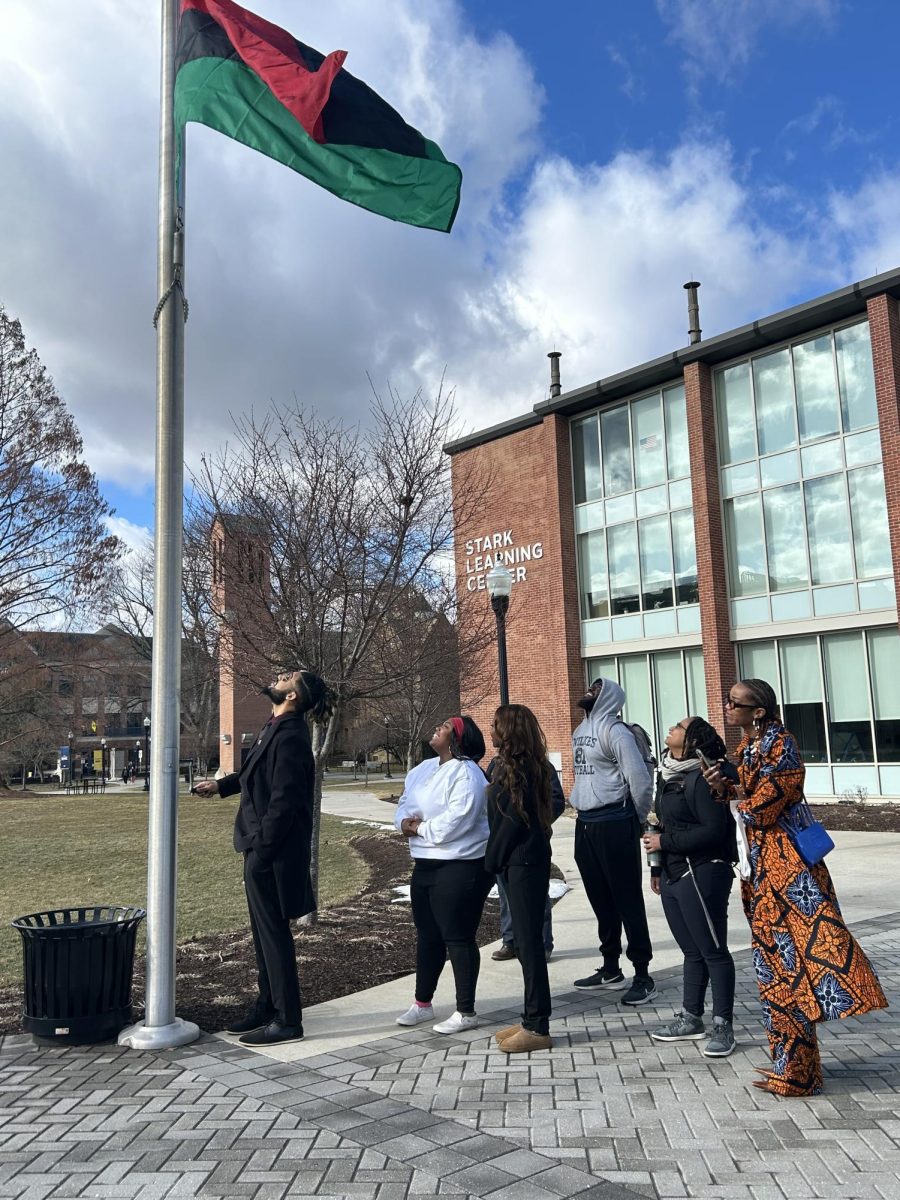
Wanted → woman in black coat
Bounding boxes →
[485,704,556,1055]
[642,716,737,1059]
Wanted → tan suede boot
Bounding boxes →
[500,1029,552,1054]
[494,1024,522,1045]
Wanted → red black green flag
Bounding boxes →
[175,0,462,232]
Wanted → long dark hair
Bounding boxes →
[296,670,337,723]
[739,678,781,725]
[682,717,727,764]
[449,715,486,763]
[491,704,553,832]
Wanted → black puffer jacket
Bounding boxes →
[656,766,737,882]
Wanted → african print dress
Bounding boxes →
[736,723,887,1096]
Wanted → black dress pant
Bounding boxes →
[244,852,302,1027]
[661,861,735,1021]
[411,857,492,1013]
[574,815,653,974]
[501,859,552,1035]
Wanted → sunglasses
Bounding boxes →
[724,696,756,710]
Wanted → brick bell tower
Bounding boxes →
[211,515,274,773]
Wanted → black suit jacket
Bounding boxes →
[218,711,316,919]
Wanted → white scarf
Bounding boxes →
[658,751,703,782]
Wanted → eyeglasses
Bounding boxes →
[724,696,756,710]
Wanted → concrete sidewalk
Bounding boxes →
[0,792,897,1200]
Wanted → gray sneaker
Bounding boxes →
[703,1017,736,1057]
[650,1010,705,1041]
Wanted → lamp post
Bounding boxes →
[143,717,151,791]
[485,563,514,706]
[101,737,107,782]
[383,715,392,779]
[67,730,74,787]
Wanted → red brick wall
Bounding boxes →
[865,293,900,635]
[683,361,740,749]
[451,416,584,789]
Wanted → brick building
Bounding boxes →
[447,269,900,801]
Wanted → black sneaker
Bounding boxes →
[574,967,626,991]
[621,976,658,1006]
[226,1006,276,1034]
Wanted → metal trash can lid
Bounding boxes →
[11,906,146,933]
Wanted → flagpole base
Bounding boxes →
[118,1017,200,1051]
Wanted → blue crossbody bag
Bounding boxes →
[779,798,834,868]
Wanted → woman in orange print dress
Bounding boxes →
[704,678,887,1098]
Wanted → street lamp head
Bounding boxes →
[101,738,106,747]
[383,715,390,727]
[486,562,514,600]
[68,730,73,741]
[143,716,151,729]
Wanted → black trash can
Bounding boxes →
[11,906,146,1043]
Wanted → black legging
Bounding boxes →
[411,857,492,1013]
[660,860,735,1021]
[501,859,552,1034]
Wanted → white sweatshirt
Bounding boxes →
[394,756,489,860]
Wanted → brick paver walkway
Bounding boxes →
[0,915,896,1200]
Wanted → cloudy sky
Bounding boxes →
[4,0,900,546]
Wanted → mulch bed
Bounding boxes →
[807,802,900,833]
[0,833,505,1037]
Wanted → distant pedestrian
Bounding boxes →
[194,668,335,1047]
[644,716,737,1059]
[705,678,888,1096]
[394,716,491,1035]
[569,678,656,1005]
[485,704,556,1054]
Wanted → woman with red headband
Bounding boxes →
[394,715,491,1035]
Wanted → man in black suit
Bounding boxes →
[196,668,326,1045]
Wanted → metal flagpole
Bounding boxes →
[120,0,199,1051]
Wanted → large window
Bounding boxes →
[717,321,892,624]
[585,648,708,759]
[738,628,900,798]
[573,385,698,634]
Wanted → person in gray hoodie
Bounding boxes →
[570,677,657,1005]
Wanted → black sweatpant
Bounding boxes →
[574,815,652,974]
[661,861,735,1021]
[411,857,492,1013]
[244,853,302,1027]
[501,859,552,1034]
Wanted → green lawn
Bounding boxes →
[0,795,368,986]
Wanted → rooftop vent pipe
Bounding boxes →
[548,350,562,398]
[684,281,701,345]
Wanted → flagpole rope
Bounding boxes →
[152,207,189,328]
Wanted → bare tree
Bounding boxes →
[194,383,489,908]
[0,305,120,636]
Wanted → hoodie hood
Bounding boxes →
[584,678,626,729]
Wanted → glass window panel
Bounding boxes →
[762,484,809,591]
[668,478,693,509]
[663,385,689,480]
[754,348,797,455]
[621,655,653,737]
[601,406,633,496]
[725,494,768,596]
[759,450,799,489]
[638,515,674,611]
[636,485,668,517]
[844,428,882,467]
[868,628,900,762]
[779,637,827,763]
[671,508,699,605]
[801,438,843,477]
[605,493,635,525]
[632,394,666,488]
[823,631,873,762]
[572,416,602,504]
[578,531,609,619]
[653,651,687,753]
[793,334,840,442]
[716,363,756,464]
[607,523,640,615]
[586,657,617,687]
[685,648,707,718]
[836,321,878,432]
[848,466,892,579]
[739,641,778,693]
[721,461,760,496]
[804,474,854,584]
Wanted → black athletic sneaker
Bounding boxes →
[621,975,658,1006]
[574,967,627,991]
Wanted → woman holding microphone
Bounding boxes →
[394,715,491,1035]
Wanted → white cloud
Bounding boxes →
[105,516,152,556]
